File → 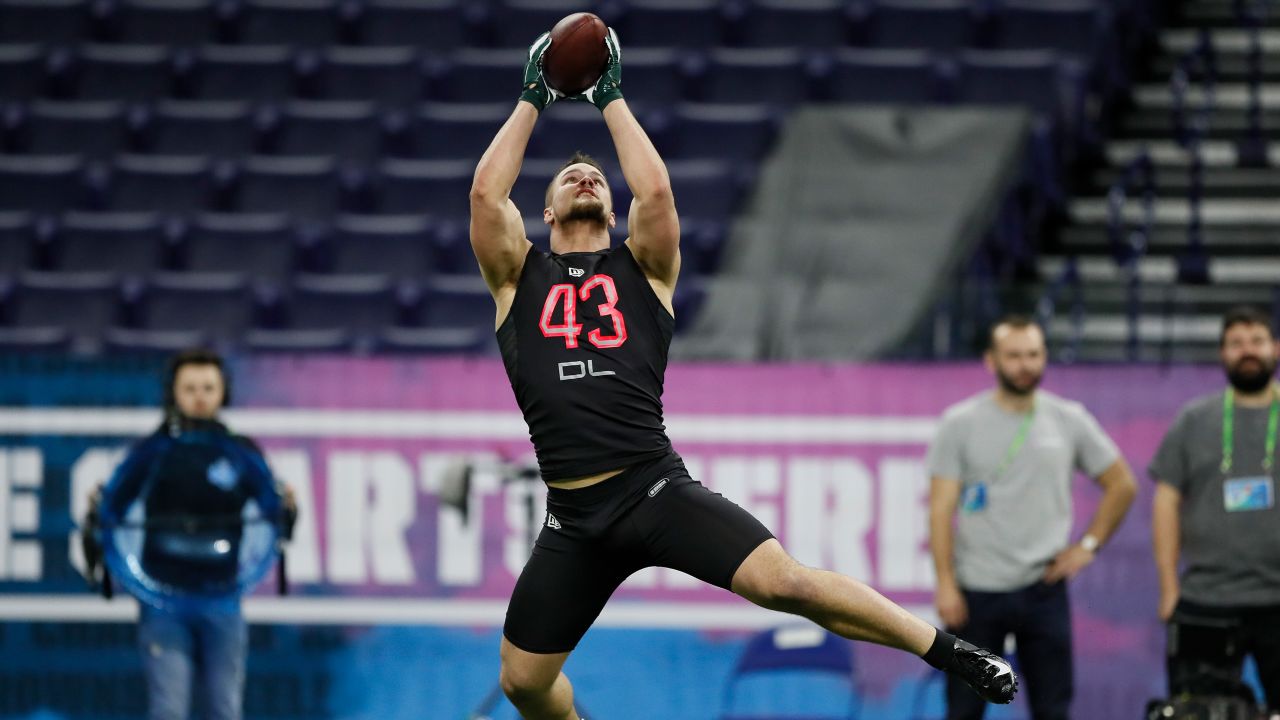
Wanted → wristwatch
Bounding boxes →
[1080,534,1100,553]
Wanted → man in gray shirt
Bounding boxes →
[1150,306,1280,710]
[927,315,1137,720]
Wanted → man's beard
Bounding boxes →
[1226,356,1277,394]
[563,196,608,224]
[996,368,1042,397]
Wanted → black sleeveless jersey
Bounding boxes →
[497,242,674,481]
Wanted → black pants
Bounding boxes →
[503,451,774,654]
[946,581,1072,720]
[1168,599,1280,710]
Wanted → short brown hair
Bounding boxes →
[163,348,229,411]
[544,151,608,207]
[1220,305,1275,346]
[987,314,1042,351]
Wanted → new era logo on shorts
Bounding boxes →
[648,478,669,497]
[546,512,562,530]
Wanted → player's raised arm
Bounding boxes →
[578,29,680,293]
[469,32,558,299]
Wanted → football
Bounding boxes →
[541,12,609,96]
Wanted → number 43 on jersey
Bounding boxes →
[539,274,628,349]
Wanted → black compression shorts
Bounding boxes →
[503,450,774,654]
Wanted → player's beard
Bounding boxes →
[563,195,608,225]
[996,366,1043,396]
[1225,355,1277,394]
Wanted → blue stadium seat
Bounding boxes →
[487,0,598,48]
[867,0,982,52]
[312,46,425,105]
[13,100,137,159]
[139,271,257,342]
[358,0,471,50]
[182,212,298,281]
[737,0,853,48]
[534,102,623,160]
[0,212,40,272]
[428,218,475,273]
[679,219,728,276]
[324,214,438,280]
[375,158,471,218]
[701,48,812,105]
[619,0,727,50]
[407,102,510,159]
[272,100,385,164]
[53,211,170,273]
[0,326,73,352]
[995,1,1108,58]
[242,327,355,352]
[0,44,50,101]
[101,154,219,212]
[286,272,402,332]
[187,45,299,101]
[719,626,859,718]
[826,48,948,104]
[374,325,490,354]
[605,169,635,220]
[109,0,224,46]
[421,274,492,329]
[667,159,741,220]
[10,271,124,343]
[0,0,93,45]
[618,48,689,105]
[146,100,264,156]
[70,45,175,101]
[236,0,350,46]
[104,326,211,353]
[434,49,524,103]
[0,155,86,212]
[672,273,706,333]
[234,155,344,219]
[663,103,776,161]
[955,50,1067,122]
[507,158,563,215]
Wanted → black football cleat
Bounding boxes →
[949,638,1018,704]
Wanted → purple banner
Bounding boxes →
[10,358,1228,717]
[233,359,1214,717]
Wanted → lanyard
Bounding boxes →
[1220,385,1280,474]
[993,403,1035,482]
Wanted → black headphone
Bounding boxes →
[162,348,233,418]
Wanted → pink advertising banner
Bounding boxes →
[5,357,1230,718]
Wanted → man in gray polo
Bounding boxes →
[1150,305,1280,710]
[927,315,1137,720]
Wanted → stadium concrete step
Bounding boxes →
[1116,107,1280,139]
[1043,313,1229,363]
[1058,224,1280,255]
[1033,279,1277,315]
[1149,53,1280,85]
[1029,2,1280,364]
[1047,313,1222,344]
[1133,82,1280,110]
[1176,3,1280,28]
[1041,334,1222,363]
[1161,29,1280,55]
[1103,139,1280,167]
[1039,255,1280,284]
[1070,196,1280,226]
[1089,165,1280,198]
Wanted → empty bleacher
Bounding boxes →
[0,0,1153,355]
